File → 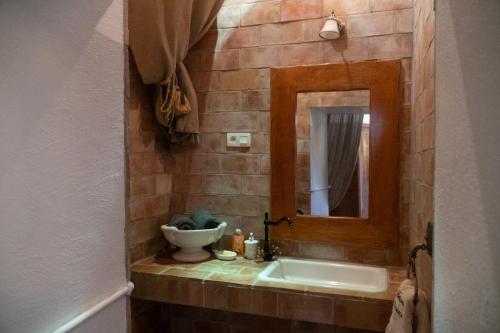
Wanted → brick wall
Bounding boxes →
[126,56,174,263]
[127,0,415,265]
[178,0,413,265]
[132,300,378,333]
[410,0,434,299]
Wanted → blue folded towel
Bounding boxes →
[169,214,196,230]
[191,208,221,229]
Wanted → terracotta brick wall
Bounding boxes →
[132,300,378,333]
[126,56,174,263]
[174,0,413,265]
[410,0,434,299]
[126,0,415,265]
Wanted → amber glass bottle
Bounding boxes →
[231,228,244,255]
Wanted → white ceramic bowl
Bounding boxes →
[161,222,227,262]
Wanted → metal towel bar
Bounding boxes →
[407,222,433,333]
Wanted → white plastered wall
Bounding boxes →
[0,0,127,332]
[434,0,500,332]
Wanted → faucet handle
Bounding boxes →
[254,246,264,263]
[271,244,282,259]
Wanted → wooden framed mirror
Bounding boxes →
[270,60,401,248]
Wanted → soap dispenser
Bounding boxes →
[244,232,259,260]
[231,228,244,255]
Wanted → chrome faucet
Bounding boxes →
[263,212,294,261]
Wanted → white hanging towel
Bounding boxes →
[385,279,431,333]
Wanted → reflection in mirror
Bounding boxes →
[295,90,370,218]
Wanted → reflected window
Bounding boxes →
[295,90,369,218]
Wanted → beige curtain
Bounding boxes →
[129,0,223,143]
[327,112,364,211]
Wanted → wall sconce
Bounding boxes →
[319,10,345,40]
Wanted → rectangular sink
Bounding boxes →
[257,258,388,293]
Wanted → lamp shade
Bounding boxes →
[319,18,341,40]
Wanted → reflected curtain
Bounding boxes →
[327,113,364,211]
[129,0,224,143]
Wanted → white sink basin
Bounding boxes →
[257,258,388,293]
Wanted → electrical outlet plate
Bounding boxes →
[227,133,251,147]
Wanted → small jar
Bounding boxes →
[244,232,259,260]
[231,228,244,255]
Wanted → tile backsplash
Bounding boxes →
[126,0,415,266]
[126,55,173,263]
[410,0,435,301]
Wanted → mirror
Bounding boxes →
[295,90,370,218]
[270,61,400,247]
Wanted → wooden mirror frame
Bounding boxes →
[270,60,401,248]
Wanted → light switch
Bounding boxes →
[227,133,251,147]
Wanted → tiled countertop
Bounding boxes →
[132,256,405,301]
[131,255,406,331]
